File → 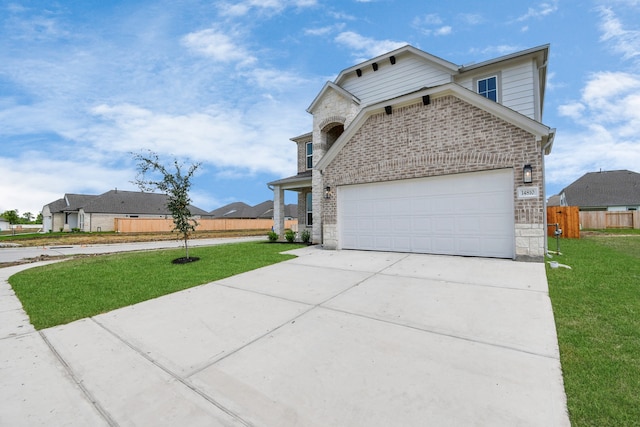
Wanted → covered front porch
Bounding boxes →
[268,171,312,239]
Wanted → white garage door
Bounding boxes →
[338,169,515,258]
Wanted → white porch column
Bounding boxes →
[273,185,285,237]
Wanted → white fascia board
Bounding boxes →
[306,82,360,113]
[290,132,313,143]
[459,44,549,73]
[316,83,553,171]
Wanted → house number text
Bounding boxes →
[517,186,539,199]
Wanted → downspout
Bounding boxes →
[541,129,556,257]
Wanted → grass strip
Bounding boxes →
[547,236,640,426]
[9,241,304,330]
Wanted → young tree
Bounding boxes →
[132,151,201,262]
[2,210,19,235]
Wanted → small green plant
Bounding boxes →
[71,227,80,233]
[284,229,296,243]
[301,229,311,243]
[267,230,278,242]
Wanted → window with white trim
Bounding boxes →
[306,142,313,169]
[306,192,313,225]
[477,76,498,102]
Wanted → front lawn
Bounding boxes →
[547,235,640,426]
[9,241,304,329]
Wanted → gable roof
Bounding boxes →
[307,81,361,114]
[210,202,252,217]
[560,170,640,207]
[44,190,209,216]
[316,82,555,171]
[80,190,209,215]
[309,44,550,116]
[210,201,298,219]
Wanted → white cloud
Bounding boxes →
[598,7,640,60]
[413,14,443,26]
[516,0,558,22]
[88,101,304,175]
[469,45,523,57]
[412,14,453,37]
[0,153,135,215]
[458,13,483,25]
[217,0,317,17]
[305,23,346,36]
[182,28,257,66]
[549,71,640,190]
[434,26,452,36]
[334,31,407,59]
[242,68,311,91]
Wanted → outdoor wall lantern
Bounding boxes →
[324,186,332,199]
[523,164,533,184]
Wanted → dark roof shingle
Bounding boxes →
[561,170,640,207]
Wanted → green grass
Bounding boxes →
[546,235,640,426]
[9,241,304,330]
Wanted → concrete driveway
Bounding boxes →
[0,246,570,426]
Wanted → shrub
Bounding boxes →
[267,230,278,242]
[284,229,296,243]
[301,229,311,243]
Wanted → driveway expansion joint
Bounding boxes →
[38,330,118,426]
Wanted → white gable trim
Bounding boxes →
[307,82,360,114]
[316,82,554,171]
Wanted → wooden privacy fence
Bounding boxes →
[547,206,580,238]
[115,218,298,233]
[580,211,640,229]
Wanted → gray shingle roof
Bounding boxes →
[210,202,252,218]
[45,190,209,216]
[210,201,298,219]
[560,170,640,207]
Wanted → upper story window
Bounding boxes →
[306,142,313,169]
[478,76,498,102]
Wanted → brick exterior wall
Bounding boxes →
[320,95,546,261]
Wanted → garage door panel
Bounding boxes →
[338,170,514,258]
[432,237,455,253]
[456,216,481,234]
[392,219,411,233]
[481,215,512,235]
[375,218,392,232]
[432,216,456,233]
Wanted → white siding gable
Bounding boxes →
[340,54,453,107]
[456,58,538,120]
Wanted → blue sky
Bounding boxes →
[1,0,639,216]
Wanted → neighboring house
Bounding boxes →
[269,44,555,261]
[210,202,252,218]
[42,190,209,232]
[0,218,9,231]
[550,170,640,211]
[210,201,297,220]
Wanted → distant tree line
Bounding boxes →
[1,210,43,225]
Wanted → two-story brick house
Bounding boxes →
[269,44,555,261]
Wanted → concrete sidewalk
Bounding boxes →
[0,236,264,264]
[0,247,570,426]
